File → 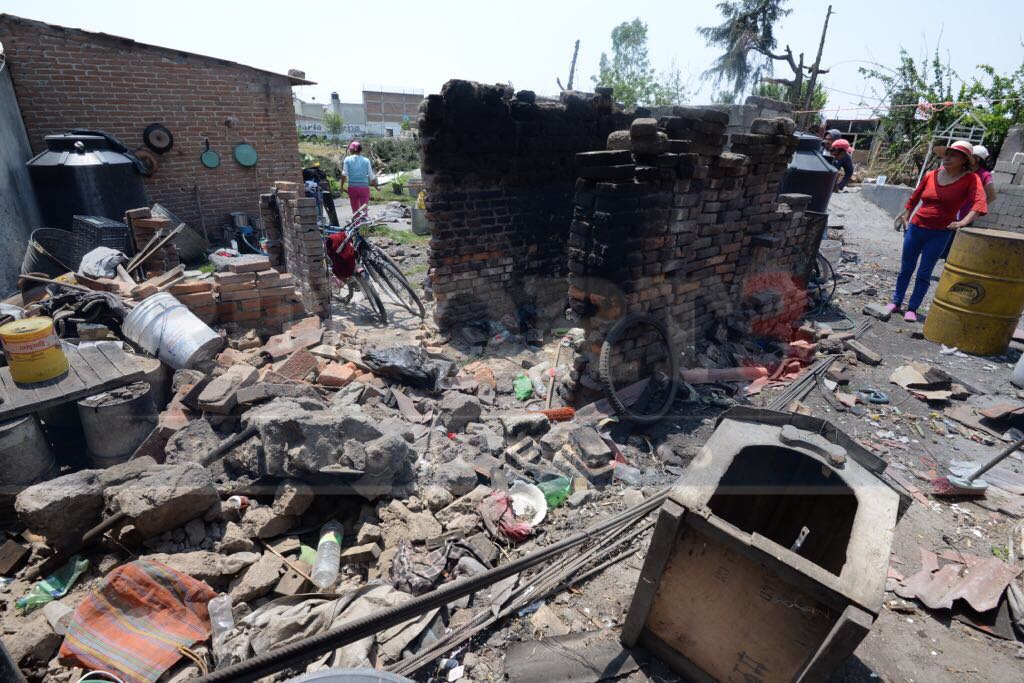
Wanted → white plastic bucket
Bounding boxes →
[123,293,222,369]
[1012,352,1024,389]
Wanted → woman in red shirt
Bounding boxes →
[887,140,988,322]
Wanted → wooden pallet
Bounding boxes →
[0,344,149,422]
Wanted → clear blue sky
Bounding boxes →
[3,0,1023,119]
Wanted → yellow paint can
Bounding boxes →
[924,228,1024,355]
[0,317,69,384]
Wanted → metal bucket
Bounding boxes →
[140,356,171,410]
[0,415,57,494]
[123,293,222,369]
[77,381,158,468]
[411,207,430,236]
[286,670,413,683]
[924,228,1024,355]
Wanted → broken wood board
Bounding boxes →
[0,344,149,422]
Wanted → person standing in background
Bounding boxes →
[340,141,377,213]
[886,140,988,322]
[940,144,997,260]
[829,138,855,192]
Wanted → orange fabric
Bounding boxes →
[59,560,216,683]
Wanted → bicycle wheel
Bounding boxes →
[364,256,425,318]
[354,268,387,325]
[598,313,678,424]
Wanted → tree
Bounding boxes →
[756,81,827,120]
[711,89,738,105]
[592,19,687,107]
[697,0,791,94]
[322,112,344,137]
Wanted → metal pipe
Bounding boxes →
[194,491,668,682]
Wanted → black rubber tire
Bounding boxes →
[598,312,679,425]
[365,256,425,318]
[354,268,387,325]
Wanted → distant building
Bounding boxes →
[362,86,423,137]
[295,87,422,139]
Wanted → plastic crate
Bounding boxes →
[72,215,134,260]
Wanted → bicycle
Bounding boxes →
[323,205,426,325]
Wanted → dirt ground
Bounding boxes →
[326,187,1024,682]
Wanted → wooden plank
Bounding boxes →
[0,346,147,422]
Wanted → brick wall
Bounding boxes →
[363,90,423,124]
[569,113,811,386]
[0,14,303,240]
[973,183,1024,232]
[266,181,331,319]
[419,80,633,329]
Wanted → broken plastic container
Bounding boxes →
[611,462,642,486]
[536,476,571,508]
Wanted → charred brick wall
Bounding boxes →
[569,111,810,389]
[0,14,302,240]
[419,80,634,329]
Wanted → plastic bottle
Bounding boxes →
[311,520,343,589]
[536,476,571,508]
[207,594,234,667]
[207,594,234,634]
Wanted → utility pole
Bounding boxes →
[567,40,580,90]
[801,5,833,128]
[557,40,581,92]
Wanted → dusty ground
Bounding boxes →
[327,187,1024,682]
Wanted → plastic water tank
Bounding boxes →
[27,133,148,230]
[779,133,838,213]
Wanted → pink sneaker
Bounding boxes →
[884,303,898,315]
[904,310,918,322]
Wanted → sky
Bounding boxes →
[3,0,1023,120]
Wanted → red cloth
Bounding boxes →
[905,169,987,230]
[325,231,357,279]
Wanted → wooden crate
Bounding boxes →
[622,408,904,682]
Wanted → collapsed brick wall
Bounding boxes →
[264,181,331,319]
[0,14,302,239]
[419,80,634,328]
[569,112,811,389]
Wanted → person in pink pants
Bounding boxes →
[341,140,376,213]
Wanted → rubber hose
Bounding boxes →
[194,491,668,682]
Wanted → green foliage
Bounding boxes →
[858,48,1024,181]
[364,137,420,174]
[756,81,827,117]
[362,224,428,245]
[698,0,791,94]
[962,63,1024,159]
[592,19,688,107]
[322,112,344,136]
[711,89,738,105]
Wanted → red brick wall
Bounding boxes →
[0,15,302,240]
[362,90,422,123]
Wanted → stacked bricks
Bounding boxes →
[973,183,1024,232]
[273,181,330,318]
[123,208,181,277]
[213,256,306,332]
[255,267,306,334]
[568,111,811,390]
[419,80,633,328]
[168,278,217,325]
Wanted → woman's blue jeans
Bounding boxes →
[893,224,953,311]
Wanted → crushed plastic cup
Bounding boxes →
[612,462,642,486]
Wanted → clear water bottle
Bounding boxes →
[207,594,234,667]
[311,520,343,589]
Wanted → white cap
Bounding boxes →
[973,144,989,160]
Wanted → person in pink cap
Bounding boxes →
[340,140,376,213]
[886,140,988,322]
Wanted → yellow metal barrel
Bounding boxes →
[924,228,1024,355]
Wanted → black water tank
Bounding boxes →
[27,133,148,230]
[779,133,838,213]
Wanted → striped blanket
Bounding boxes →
[59,559,216,683]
